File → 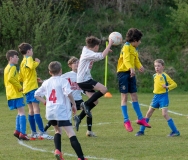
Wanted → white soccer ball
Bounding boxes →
[109,32,123,46]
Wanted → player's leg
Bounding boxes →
[51,120,64,160]
[162,108,180,137]
[63,124,87,160]
[44,120,52,132]
[131,92,150,127]
[135,107,155,136]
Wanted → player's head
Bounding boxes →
[6,50,19,64]
[67,56,78,71]
[126,28,143,47]
[48,61,62,75]
[154,59,165,73]
[86,36,101,52]
[18,43,33,56]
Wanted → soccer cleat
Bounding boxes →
[124,120,133,132]
[29,132,39,140]
[73,115,81,131]
[38,132,54,140]
[168,131,180,137]
[13,130,20,139]
[19,133,30,140]
[54,149,64,160]
[80,102,92,118]
[137,118,151,128]
[86,130,97,137]
[135,131,144,136]
[78,158,88,160]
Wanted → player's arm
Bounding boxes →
[68,93,77,115]
[26,57,39,69]
[122,45,135,76]
[165,74,177,91]
[134,53,144,72]
[34,85,46,105]
[8,67,22,91]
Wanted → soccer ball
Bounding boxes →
[109,32,123,46]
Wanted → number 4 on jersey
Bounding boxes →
[49,89,57,103]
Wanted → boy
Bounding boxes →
[76,36,113,119]
[18,43,53,140]
[4,50,29,140]
[44,56,96,137]
[117,28,151,132]
[35,61,88,160]
[135,59,180,137]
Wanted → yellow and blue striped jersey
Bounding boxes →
[19,56,39,94]
[117,42,142,72]
[4,64,23,100]
[153,72,177,94]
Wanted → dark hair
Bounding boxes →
[154,59,165,66]
[126,28,143,42]
[18,43,32,55]
[67,56,78,65]
[85,36,101,48]
[48,61,62,75]
[6,50,19,61]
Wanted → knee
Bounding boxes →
[101,87,108,94]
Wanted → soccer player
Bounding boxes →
[135,59,180,137]
[18,43,53,140]
[35,61,88,160]
[117,28,151,132]
[4,50,29,140]
[76,36,113,119]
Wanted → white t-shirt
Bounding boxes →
[61,71,82,101]
[34,76,72,121]
[77,46,104,83]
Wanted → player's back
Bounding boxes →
[42,76,72,120]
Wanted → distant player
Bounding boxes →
[135,59,180,137]
[35,61,88,160]
[76,36,113,119]
[4,50,29,140]
[18,43,53,140]
[117,28,151,132]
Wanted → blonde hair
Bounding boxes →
[48,61,62,75]
[67,56,78,65]
[154,59,165,66]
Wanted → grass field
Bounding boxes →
[0,92,188,160]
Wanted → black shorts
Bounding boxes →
[75,100,84,110]
[77,79,98,92]
[50,120,72,127]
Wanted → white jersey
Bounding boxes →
[34,76,72,121]
[61,71,82,101]
[77,46,104,83]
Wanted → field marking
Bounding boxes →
[18,140,114,160]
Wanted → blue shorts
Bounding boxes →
[25,89,39,104]
[150,93,169,109]
[8,97,25,110]
[117,72,137,93]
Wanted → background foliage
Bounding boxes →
[1,0,188,92]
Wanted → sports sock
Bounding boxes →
[79,103,96,120]
[132,102,143,120]
[19,115,26,134]
[54,133,61,151]
[28,115,36,132]
[16,115,20,132]
[87,117,92,131]
[70,136,84,159]
[121,105,129,122]
[85,91,103,107]
[44,121,52,132]
[34,114,44,132]
[140,118,150,132]
[167,118,178,132]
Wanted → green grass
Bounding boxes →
[0,92,188,160]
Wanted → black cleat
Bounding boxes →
[73,115,81,131]
[80,102,92,118]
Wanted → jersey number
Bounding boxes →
[49,89,57,103]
